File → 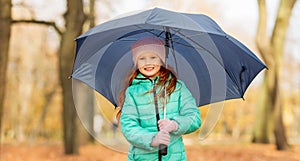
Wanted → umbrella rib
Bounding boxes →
[138,26,166,38]
[172,29,242,96]
[168,29,208,50]
[167,31,179,75]
[117,25,164,41]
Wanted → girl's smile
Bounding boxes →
[139,64,161,79]
[144,65,155,71]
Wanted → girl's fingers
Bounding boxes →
[158,119,170,129]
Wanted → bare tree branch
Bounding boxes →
[89,0,96,28]
[12,19,63,35]
[255,0,273,67]
[271,0,297,67]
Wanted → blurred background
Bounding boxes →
[1,0,300,160]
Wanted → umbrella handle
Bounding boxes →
[159,144,168,156]
[163,86,167,119]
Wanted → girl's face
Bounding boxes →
[137,52,162,79]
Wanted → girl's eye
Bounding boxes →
[139,57,145,60]
[151,56,157,59]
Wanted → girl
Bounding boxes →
[117,37,201,161]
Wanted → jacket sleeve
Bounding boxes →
[171,81,202,135]
[120,88,157,151]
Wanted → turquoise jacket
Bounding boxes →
[120,74,202,161]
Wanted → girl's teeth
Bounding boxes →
[145,67,153,70]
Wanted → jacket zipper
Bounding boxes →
[151,78,168,159]
[151,79,161,131]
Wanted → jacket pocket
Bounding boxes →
[133,153,157,161]
[163,152,187,161]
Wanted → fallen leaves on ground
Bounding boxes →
[1,143,300,161]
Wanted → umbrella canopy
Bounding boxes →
[71,7,266,107]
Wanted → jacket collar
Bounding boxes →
[132,73,159,85]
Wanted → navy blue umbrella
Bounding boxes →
[71,8,266,108]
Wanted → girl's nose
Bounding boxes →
[145,58,151,65]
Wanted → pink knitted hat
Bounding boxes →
[131,37,165,66]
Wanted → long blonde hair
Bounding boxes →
[116,66,178,121]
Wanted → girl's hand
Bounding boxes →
[158,119,178,133]
[150,130,170,147]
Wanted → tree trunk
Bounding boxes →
[271,0,296,150]
[252,68,275,143]
[252,0,274,144]
[0,0,11,138]
[59,0,85,154]
[253,0,297,150]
